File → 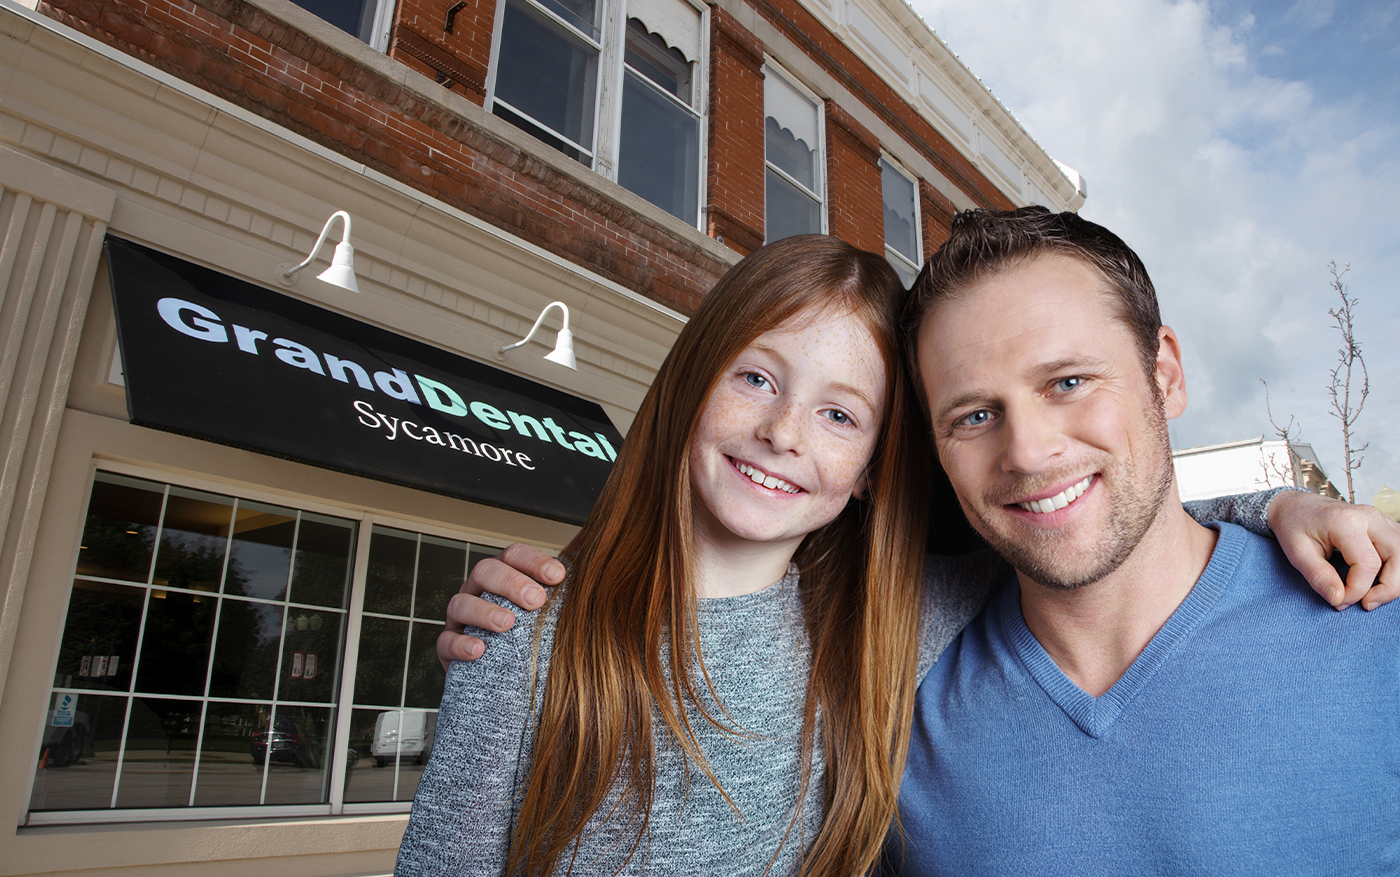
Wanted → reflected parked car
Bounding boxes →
[41,710,89,768]
[251,715,316,767]
[372,709,436,767]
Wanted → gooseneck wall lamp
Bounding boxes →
[498,301,577,370]
[282,210,360,293]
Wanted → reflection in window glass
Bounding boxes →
[135,589,217,697]
[262,706,333,805]
[353,615,408,708]
[53,580,144,692]
[365,527,417,616]
[226,502,295,601]
[209,600,283,700]
[194,701,265,806]
[493,0,598,162]
[153,488,232,593]
[413,537,468,620]
[75,473,162,583]
[29,692,128,811]
[289,514,354,609]
[279,609,345,704]
[618,72,699,224]
[114,697,201,808]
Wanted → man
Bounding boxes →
[438,210,1400,873]
[886,207,1397,874]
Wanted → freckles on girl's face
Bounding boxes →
[687,306,887,556]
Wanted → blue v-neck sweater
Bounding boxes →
[889,523,1400,876]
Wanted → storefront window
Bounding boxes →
[30,472,500,819]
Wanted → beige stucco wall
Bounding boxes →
[0,3,686,873]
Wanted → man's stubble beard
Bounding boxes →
[960,399,1177,592]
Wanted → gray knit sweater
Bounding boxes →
[395,492,1282,876]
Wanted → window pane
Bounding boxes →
[618,72,700,225]
[881,159,918,263]
[261,706,333,805]
[279,609,345,703]
[114,697,201,808]
[764,73,819,192]
[153,488,232,594]
[285,0,380,42]
[765,167,823,242]
[343,708,392,803]
[208,600,284,700]
[75,474,162,583]
[494,0,598,157]
[289,514,355,609]
[537,0,598,39]
[365,527,416,616]
[54,580,144,692]
[624,18,691,102]
[194,701,266,806]
[413,536,467,621]
[134,589,217,697]
[353,616,409,707]
[226,501,296,601]
[403,621,446,709]
[30,693,128,811]
[887,252,919,289]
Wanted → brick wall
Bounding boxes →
[920,178,957,256]
[823,99,882,254]
[38,0,727,315]
[389,0,495,103]
[706,7,765,255]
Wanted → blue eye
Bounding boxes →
[962,409,991,427]
[744,372,770,390]
[824,409,851,425]
[1056,376,1083,393]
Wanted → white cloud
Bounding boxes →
[911,0,1400,502]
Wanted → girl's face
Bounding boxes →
[687,305,888,559]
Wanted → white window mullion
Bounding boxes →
[328,519,375,814]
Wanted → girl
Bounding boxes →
[399,235,931,876]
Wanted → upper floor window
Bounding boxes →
[881,157,920,287]
[293,0,396,49]
[488,0,705,226]
[764,65,825,243]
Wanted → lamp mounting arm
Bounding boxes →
[283,211,353,279]
[500,301,571,354]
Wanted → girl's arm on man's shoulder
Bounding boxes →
[397,609,537,877]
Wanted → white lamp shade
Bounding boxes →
[316,240,359,293]
[544,327,577,370]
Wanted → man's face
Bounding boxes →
[917,254,1184,591]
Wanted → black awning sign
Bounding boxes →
[107,237,623,525]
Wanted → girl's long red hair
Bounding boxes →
[507,235,931,876]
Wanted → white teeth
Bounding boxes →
[1018,476,1092,514]
[735,462,800,494]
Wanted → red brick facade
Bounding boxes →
[389,0,495,103]
[823,99,883,254]
[706,7,766,255]
[920,178,958,255]
[37,0,1012,315]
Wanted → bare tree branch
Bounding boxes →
[1259,379,1302,488]
[1325,261,1369,503]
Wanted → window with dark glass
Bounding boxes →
[881,157,920,287]
[488,0,705,226]
[30,472,501,819]
[764,66,824,242]
[290,0,395,48]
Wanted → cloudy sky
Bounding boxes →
[911,0,1399,504]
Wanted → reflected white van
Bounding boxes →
[371,709,437,767]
